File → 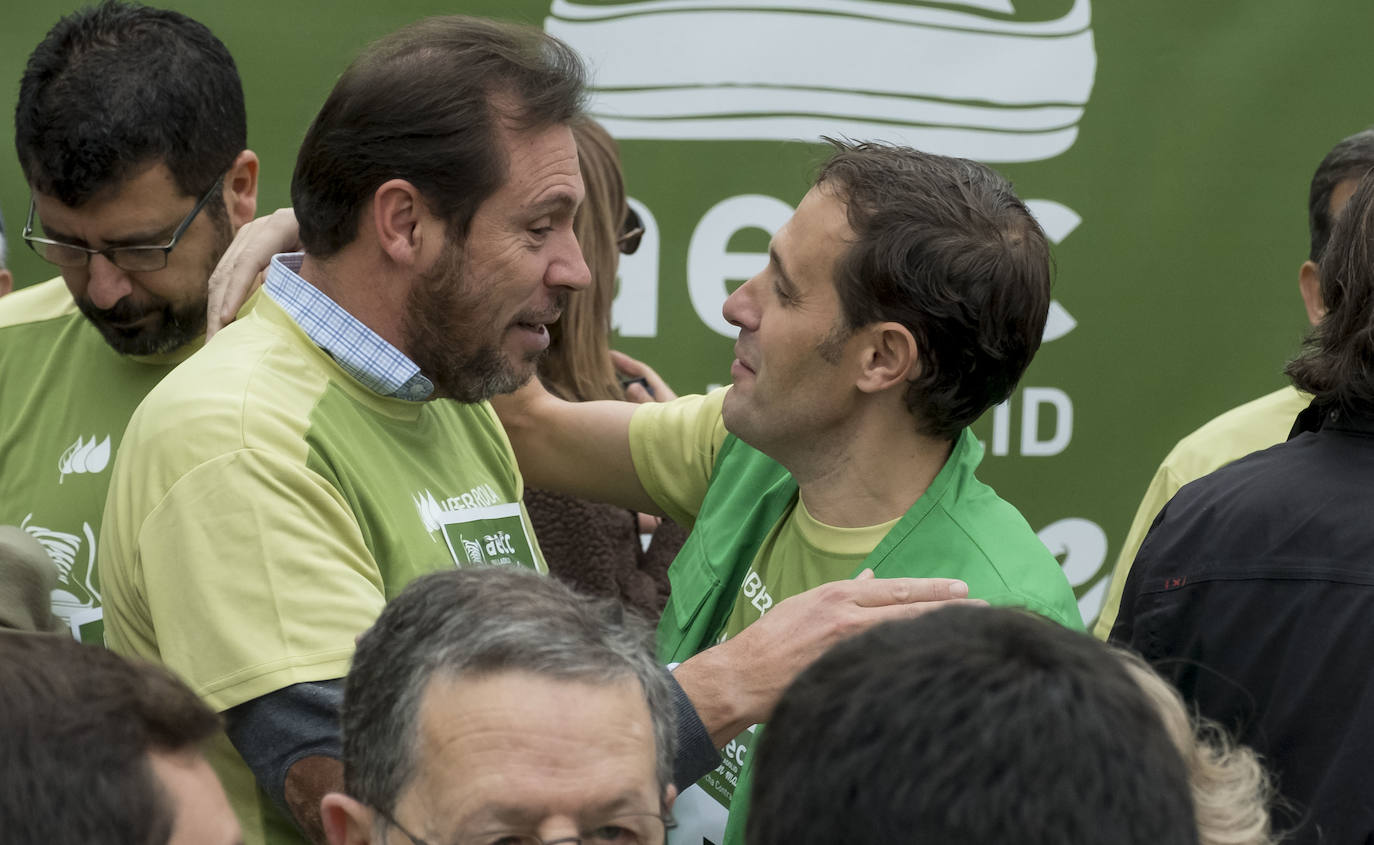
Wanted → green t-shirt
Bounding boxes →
[100,293,544,845]
[629,389,1080,845]
[0,277,197,642]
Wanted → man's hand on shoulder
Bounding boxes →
[207,207,302,338]
[674,571,985,746]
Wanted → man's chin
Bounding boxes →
[90,312,204,356]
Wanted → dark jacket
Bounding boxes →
[1112,402,1374,844]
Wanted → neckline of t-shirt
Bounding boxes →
[792,494,901,556]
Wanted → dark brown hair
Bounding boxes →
[15,0,245,210]
[1287,170,1374,415]
[817,140,1051,440]
[1307,127,1374,262]
[292,15,585,257]
[0,635,219,843]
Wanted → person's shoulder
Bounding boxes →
[0,278,78,330]
[128,309,326,459]
[1161,386,1309,481]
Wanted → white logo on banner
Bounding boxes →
[546,0,1096,163]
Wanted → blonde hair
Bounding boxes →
[1114,649,1276,845]
[539,116,625,402]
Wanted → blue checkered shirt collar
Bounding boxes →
[264,253,434,402]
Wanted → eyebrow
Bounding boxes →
[471,790,653,829]
[526,192,581,221]
[770,246,798,296]
[40,221,179,250]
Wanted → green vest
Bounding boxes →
[657,429,1081,845]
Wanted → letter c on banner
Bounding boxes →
[687,194,795,337]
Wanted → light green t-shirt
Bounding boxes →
[100,293,544,845]
[0,277,197,642]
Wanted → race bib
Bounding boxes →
[437,502,542,571]
[669,724,758,845]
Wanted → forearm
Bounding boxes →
[492,381,659,513]
[671,646,757,748]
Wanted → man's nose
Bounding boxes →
[723,273,762,331]
[549,228,592,292]
[86,254,135,310]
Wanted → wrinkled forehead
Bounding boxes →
[31,161,193,243]
[401,672,660,831]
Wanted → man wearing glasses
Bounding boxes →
[0,1,257,643]
[321,567,676,845]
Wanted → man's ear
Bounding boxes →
[321,793,376,845]
[855,322,919,394]
[0,269,13,298]
[370,179,442,268]
[1299,259,1327,327]
[223,149,260,231]
[663,784,678,813]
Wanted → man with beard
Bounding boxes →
[99,17,582,845]
[0,1,258,643]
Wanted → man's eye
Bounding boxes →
[586,825,637,843]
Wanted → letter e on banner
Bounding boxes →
[688,195,794,337]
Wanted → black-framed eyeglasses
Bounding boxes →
[22,173,225,273]
[617,206,644,256]
[377,806,674,845]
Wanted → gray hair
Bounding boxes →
[342,567,675,817]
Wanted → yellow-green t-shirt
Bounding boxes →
[100,293,544,845]
[0,277,199,642]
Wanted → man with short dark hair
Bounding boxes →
[750,606,1198,845]
[1112,170,1374,844]
[100,17,586,845]
[321,567,675,845]
[497,140,1081,843]
[0,633,242,845]
[1094,126,1374,639]
[0,0,258,642]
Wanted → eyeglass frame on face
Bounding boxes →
[22,172,226,273]
[617,206,644,256]
[374,805,675,845]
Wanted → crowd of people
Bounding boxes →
[0,2,1370,844]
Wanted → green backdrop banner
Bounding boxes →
[4,1,1374,627]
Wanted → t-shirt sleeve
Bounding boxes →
[627,388,730,529]
[132,448,385,713]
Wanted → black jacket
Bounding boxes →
[1112,403,1374,844]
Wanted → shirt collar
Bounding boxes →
[264,253,433,401]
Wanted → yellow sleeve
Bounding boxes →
[122,448,386,712]
[627,388,730,529]
[1091,460,1184,640]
